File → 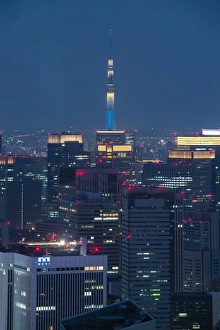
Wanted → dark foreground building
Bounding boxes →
[60,299,155,330]
[171,292,220,330]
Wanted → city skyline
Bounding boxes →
[0,1,220,131]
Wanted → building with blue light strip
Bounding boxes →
[106,30,115,130]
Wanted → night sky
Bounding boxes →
[0,0,220,132]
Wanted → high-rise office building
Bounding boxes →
[0,155,47,219]
[121,187,183,330]
[143,150,216,211]
[47,133,90,219]
[125,129,137,146]
[59,192,120,274]
[168,148,215,211]
[0,245,107,330]
[14,156,47,216]
[76,168,124,202]
[158,132,220,295]
[183,210,219,251]
[96,143,135,183]
[96,130,125,145]
[182,210,220,292]
[6,178,42,230]
[142,161,192,196]
[171,292,220,330]
[58,166,124,204]
[144,132,220,211]
[58,167,77,199]
[173,133,220,211]
[0,155,47,236]
[96,129,135,183]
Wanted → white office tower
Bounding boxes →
[121,187,182,330]
[0,248,107,330]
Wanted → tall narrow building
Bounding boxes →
[96,32,137,185]
[121,187,184,330]
[182,209,220,292]
[47,133,90,219]
[106,30,115,130]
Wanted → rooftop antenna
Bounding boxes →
[109,29,112,56]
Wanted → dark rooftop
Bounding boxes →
[60,299,154,330]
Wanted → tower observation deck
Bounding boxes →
[106,30,115,130]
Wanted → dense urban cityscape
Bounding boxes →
[1,1,220,330]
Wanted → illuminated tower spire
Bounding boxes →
[106,30,115,130]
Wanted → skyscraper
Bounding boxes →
[168,133,220,211]
[121,187,183,330]
[171,292,220,330]
[168,148,215,211]
[142,161,193,194]
[96,143,135,182]
[59,192,120,274]
[0,155,47,224]
[47,133,90,219]
[96,130,125,145]
[182,210,220,292]
[0,245,107,330]
[75,168,124,202]
[106,30,115,130]
[6,178,42,229]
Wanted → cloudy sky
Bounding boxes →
[0,0,220,132]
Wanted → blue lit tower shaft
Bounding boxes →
[106,31,115,130]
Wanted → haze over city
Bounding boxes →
[2,2,220,330]
[0,0,220,132]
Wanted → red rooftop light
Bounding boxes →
[92,247,99,254]
[77,171,84,175]
[33,246,41,253]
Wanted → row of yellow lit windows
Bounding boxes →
[84,266,104,271]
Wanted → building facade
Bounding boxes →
[0,155,47,220]
[171,292,220,330]
[173,134,220,211]
[59,192,120,274]
[7,178,42,229]
[121,187,182,330]
[182,210,220,292]
[47,133,90,219]
[0,249,107,330]
[76,168,124,201]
